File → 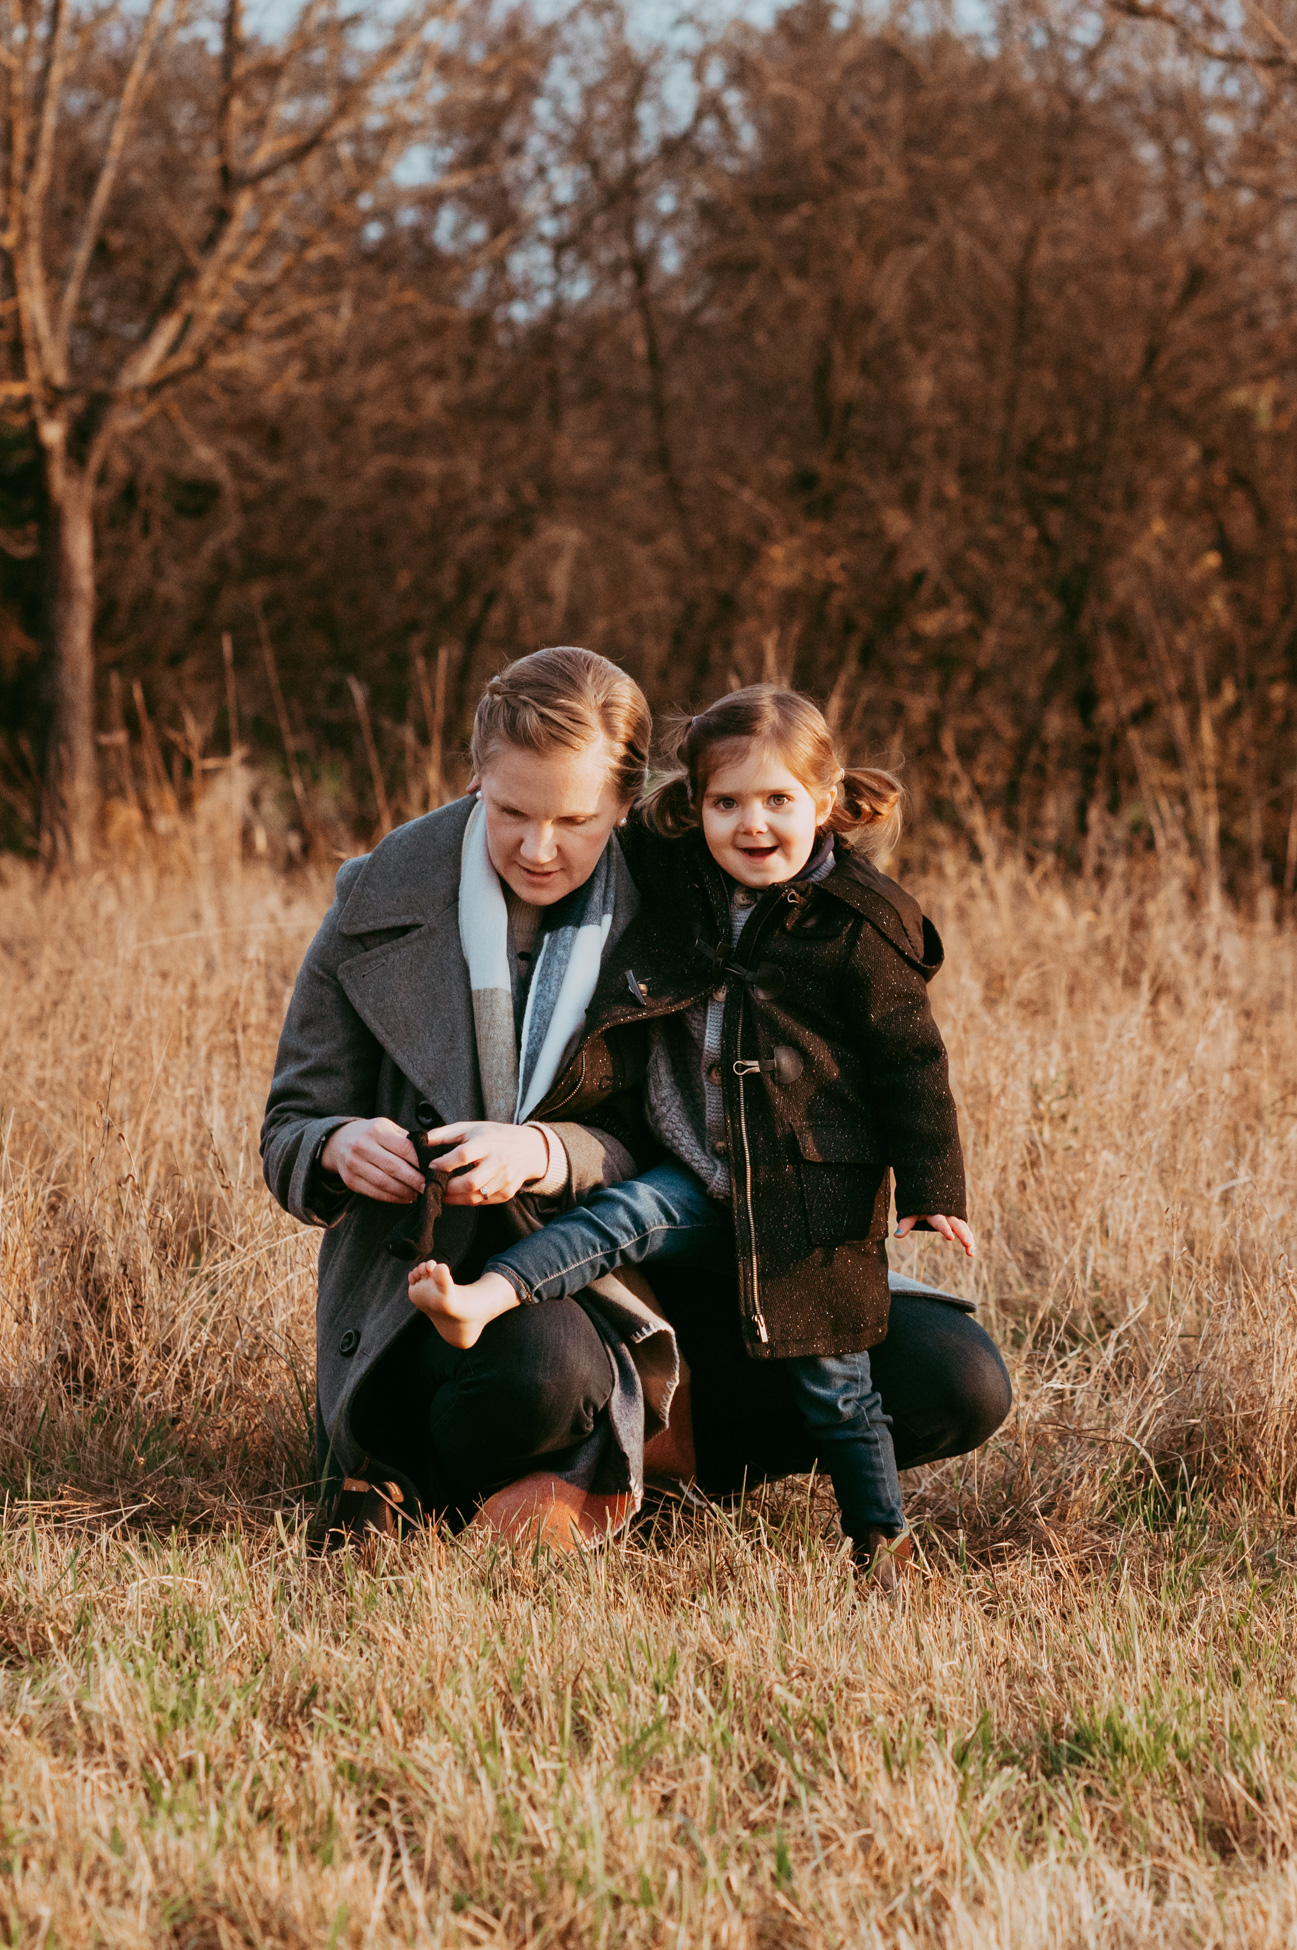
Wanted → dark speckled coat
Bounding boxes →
[563,823,967,1362]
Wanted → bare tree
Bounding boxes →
[1,0,448,867]
[5,0,1296,895]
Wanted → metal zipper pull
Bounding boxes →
[733,1048,804,1084]
[734,1063,766,1349]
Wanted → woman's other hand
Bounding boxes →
[319,1117,425,1203]
[895,1214,976,1256]
[423,1121,550,1205]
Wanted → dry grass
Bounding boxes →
[2,826,1296,1947]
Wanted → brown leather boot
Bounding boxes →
[852,1527,914,1593]
[324,1472,422,1549]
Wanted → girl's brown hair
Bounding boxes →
[471,647,651,804]
[641,684,903,861]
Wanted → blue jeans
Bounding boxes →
[485,1161,907,1541]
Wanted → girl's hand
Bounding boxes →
[319,1117,424,1202]
[895,1214,976,1256]
[422,1121,550,1206]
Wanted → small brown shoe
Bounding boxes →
[852,1527,914,1593]
[325,1473,421,1550]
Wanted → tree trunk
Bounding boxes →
[39,460,99,871]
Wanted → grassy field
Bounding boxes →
[2,817,1296,1948]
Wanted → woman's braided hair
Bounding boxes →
[471,647,651,803]
[640,684,903,862]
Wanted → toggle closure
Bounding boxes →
[733,1046,804,1085]
[721,960,786,1000]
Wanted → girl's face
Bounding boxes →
[476,736,631,905]
[700,745,836,888]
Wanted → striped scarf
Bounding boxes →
[458,796,625,1123]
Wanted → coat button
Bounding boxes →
[416,1100,436,1127]
[712,1138,727,1158]
[707,1064,722,1084]
[339,1329,361,1357]
[712,986,726,1003]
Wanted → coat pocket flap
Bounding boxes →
[794,1127,881,1164]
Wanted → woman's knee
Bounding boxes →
[911,1312,1012,1452]
[443,1300,615,1460]
[874,1297,1012,1467]
[956,1328,1012,1448]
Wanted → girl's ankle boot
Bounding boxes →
[852,1527,914,1592]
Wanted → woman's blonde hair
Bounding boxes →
[641,684,903,862]
[471,647,651,804]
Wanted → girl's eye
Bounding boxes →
[712,797,735,810]
[768,794,790,807]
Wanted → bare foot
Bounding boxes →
[407,1262,519,1349]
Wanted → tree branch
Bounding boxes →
[21,0,71,383]
[55,0,173,361]
[1109,0,1293,71]
[114,7,441,403]
[217,0,243,220]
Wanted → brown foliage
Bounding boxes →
[3,0,1297,900]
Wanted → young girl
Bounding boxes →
[410,686,974,1584]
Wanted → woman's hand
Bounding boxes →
[424,1121,551,1206]
[319,1117,425,1203]
[895,1214,976,1256]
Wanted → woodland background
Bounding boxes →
[7,7,1297,1941]
[5,0,1297,897]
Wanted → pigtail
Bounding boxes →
[826,766,904,861]
[637,709,704,836]
[637,773,698,837]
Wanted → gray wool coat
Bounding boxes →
[261,796,678,1489]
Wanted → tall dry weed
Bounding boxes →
[1,832,1296,1946]
[0,830,323,1507]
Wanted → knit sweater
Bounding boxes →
[502,883,567,1198]
[504,886,541,1027]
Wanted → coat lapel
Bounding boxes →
[334,798,483,1126]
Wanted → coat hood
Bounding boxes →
[820,848,945,983]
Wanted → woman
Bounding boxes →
[262,647,1011,1544]
[263,647,672,1542]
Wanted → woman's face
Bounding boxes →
[476,736,632,906]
